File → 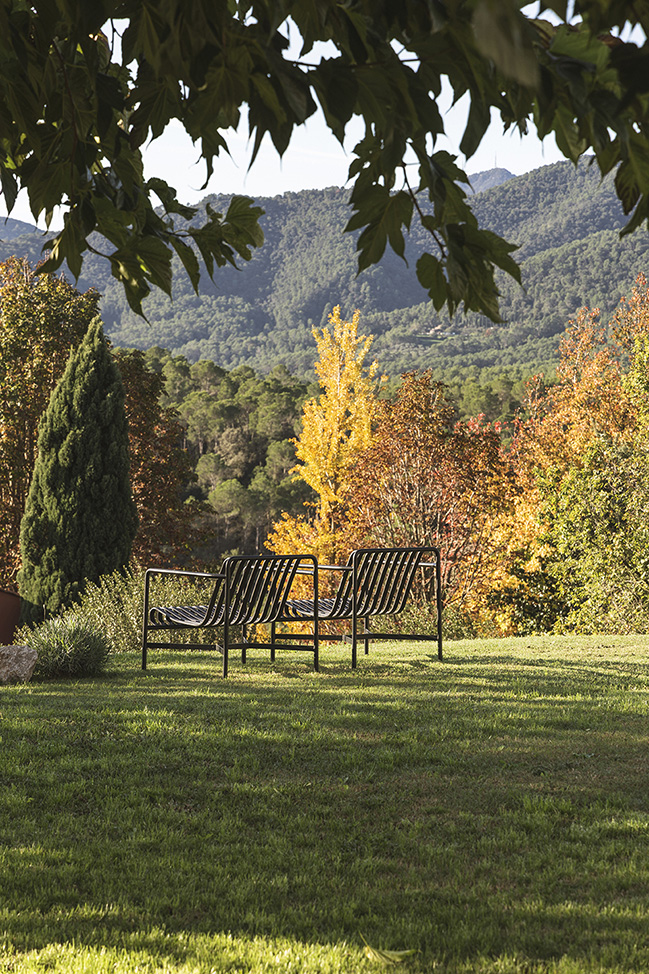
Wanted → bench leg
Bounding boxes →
[142,583,149,670]
[223,619,229,678]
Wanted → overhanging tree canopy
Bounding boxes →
[1,1,648,319]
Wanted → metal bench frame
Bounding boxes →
[142,554,318,677]
[275,545,442,668]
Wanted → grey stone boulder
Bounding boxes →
[0,645,38,684]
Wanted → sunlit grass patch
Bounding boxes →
[1,635,648,973]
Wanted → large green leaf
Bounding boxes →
[347,187,412,269]
[472,0,540,87]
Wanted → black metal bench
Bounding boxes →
[274,545,442,668]
[142,554,318,677]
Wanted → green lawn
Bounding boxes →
[1,635,648,973]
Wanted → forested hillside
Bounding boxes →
[2,159,647,382]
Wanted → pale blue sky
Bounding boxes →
[1,99,564,229]
[141,97,565,205]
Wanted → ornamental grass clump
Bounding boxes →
[27,615,111,678]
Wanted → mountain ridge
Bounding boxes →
[0,159,645,381]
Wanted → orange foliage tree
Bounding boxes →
[341,371,518,615]
[490,283,649,633]
[114,350,197,566]
[515,306,634,476]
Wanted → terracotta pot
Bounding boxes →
[0,589,21,645]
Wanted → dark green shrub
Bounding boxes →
[442,603,478,641]
[18,317,138,623]
[25,616,111,678]
[367,602,445,639]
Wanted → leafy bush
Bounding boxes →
[25,615,111,678]
[367,602,445,639]
[71,567,145,655]
[442,603,478,641]
[354,601,478,642]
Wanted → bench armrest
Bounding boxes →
[145,567,225,581]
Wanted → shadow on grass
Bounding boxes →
[2,643,649,971]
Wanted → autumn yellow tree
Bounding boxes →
[266,306,379,564]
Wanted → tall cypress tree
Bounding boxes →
[0,257,100,584]
[18,317,138,621]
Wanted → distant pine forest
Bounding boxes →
[2,157,649,391]
[3,157,649,635]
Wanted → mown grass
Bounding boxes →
[1,635,648,973]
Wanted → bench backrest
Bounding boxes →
[335,547,431,617]
[223,554,316,626]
